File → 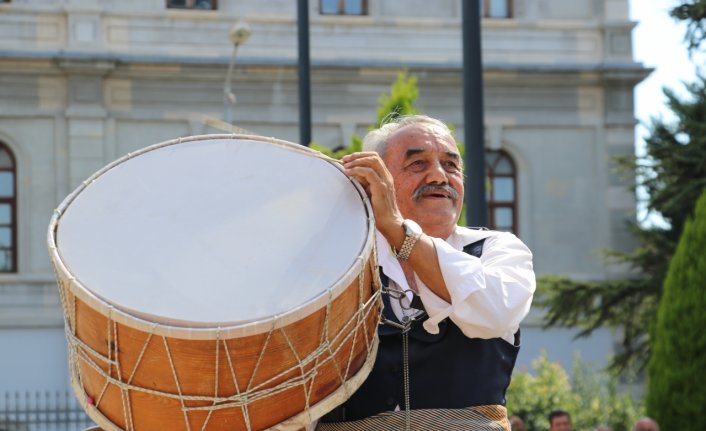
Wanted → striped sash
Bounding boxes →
[316,405,510,431]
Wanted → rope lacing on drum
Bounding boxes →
[61,295,378,402]
[58,269,381,431]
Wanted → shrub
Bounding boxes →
[507,352,642,431]
[646,187,706,429]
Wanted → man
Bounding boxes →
[510,415,526,431]
[317,115,535,430]
[548,410,572,431]
[632,417,659,431]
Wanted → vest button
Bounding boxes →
[386,396,396,406]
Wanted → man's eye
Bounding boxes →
[444,161,460,171]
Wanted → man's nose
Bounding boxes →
[425,161,448,184]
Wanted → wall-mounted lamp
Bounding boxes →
[224,20,252,123]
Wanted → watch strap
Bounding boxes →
[395,229,421,261]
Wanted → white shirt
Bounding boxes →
[377,226,536,344]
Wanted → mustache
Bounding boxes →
[412,184,459,201]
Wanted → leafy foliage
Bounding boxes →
[507,353,642,431]
[538,75,706,373]
[310,71,420,158]
[646,189,706,430]
[537,275,658,373]
[375,71,419,126]
[671,0,706,54]
[310,134,363,159]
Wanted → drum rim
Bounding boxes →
[47,133,376,340]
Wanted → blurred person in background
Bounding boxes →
[548,410,572,431]
[509,414,525,431]
[632,417,659,431]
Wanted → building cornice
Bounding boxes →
[0,48,652,75]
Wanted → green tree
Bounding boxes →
[374,70,419,126]
[646,188,706,430]
[507,353,641,431]
[310,70,420,158]
[670,0,706,54]
[538,20,706,372]
[539,74,706,373]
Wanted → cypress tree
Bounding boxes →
[646,187,706,429]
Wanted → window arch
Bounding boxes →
[0,142,16,272]
[485,149,517,233]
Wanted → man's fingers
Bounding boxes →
[344,166,380,191]
[345,167,371,190]
[341,152,403,231]
[342,153,391,183]
[341,152,378,163]
[342,153,385,170]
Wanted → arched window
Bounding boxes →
[0,143,16,272]
[485,150,517,233]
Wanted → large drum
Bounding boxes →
[47,135,380,430]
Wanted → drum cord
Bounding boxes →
[63,294,379,402]
[402,327,411,431]
[379,313,412,431]
[58,275,381,431]
[379,285,424,431]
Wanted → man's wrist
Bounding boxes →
[394,219,423,261]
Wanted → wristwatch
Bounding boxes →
[394,219,423,261]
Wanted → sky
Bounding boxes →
[631,0,702,130]
[629,0,704,225]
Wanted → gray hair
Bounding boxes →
[362,114,455,157]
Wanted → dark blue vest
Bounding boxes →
[321,238,520,422]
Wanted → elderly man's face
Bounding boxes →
[382,123,464,238]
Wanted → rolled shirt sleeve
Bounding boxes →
[418,231,535,344]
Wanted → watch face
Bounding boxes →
[403,219,423,236]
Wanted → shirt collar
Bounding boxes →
[444,226,497,249]
[376,225,496,286]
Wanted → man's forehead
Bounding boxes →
[404,147,460,159]
[392,122,452,139]
[388,123,458,155]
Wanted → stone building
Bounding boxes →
[0,0,647,425]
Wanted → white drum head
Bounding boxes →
[55,136,370,328]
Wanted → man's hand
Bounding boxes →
[342,152,404,243]
[342,151,451,303]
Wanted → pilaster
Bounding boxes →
[59,60,114,189]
